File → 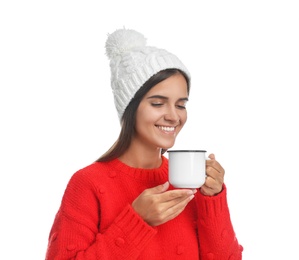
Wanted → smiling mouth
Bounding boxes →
[156,125,176,132]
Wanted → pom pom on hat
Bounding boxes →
[105,29,147,59]
[105,28,190,121]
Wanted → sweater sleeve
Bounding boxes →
[195,184,243,260]
[45,172,157,260]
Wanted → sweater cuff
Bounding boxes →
[196,184,229,218]
[108,204,157,250]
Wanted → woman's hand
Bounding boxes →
[200,153,224,196]
[132,182,196,226]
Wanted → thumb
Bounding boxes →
[208,153,215,160]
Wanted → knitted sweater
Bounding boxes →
[46,156,243,259]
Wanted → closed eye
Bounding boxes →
[176,100,188,109]
[151,103,164,107]
[176,105,186,109]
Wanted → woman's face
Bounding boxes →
[134,73,188,151]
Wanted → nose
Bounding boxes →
[164,105,180,122]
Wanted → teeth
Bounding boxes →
[158,126,175,132]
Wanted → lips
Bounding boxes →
[156,125,176,132]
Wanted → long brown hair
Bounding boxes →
[96,69,190,162]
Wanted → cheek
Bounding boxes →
[136,106,150,122]
[137,104,160,122]
[135,105,155,129]
[180,111,188,125]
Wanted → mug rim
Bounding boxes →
[167,150,206,153]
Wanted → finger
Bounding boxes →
[200,185,214,196]
[206,158,224,175]
[202,175,223,194]
[201,180,218,195]
[207,165,224,183]
[162,194,195,222]
[206,166,224,181]
[204,175,218,188]
[204,176,215,189]
[145,181,170,195]
[162,189,196,202]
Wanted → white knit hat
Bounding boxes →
[105,28,191,121]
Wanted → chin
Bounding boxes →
[155,138,176,150]
[160,143,175,150]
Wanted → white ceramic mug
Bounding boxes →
[167,150,206,188]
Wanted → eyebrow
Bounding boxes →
[147,95,189,101]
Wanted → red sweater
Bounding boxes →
[46,156,243,259]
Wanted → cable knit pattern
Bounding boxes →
[105,28,190,120]
[46,156,243,259]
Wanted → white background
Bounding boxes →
[1,1,298,259]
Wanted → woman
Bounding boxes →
[46,28,243,259]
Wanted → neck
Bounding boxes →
[119,146,162,169]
